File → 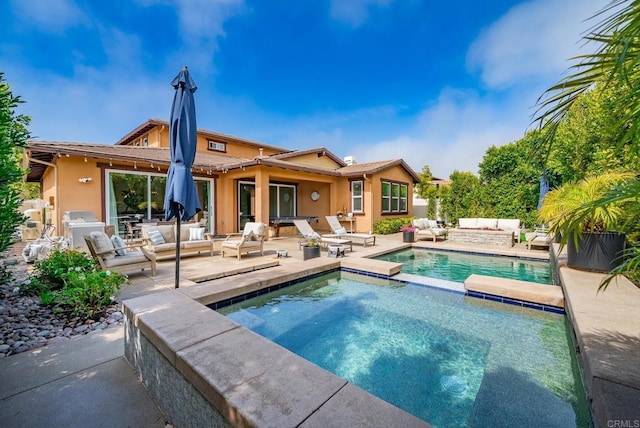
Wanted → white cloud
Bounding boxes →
[344,87,533,178]
[9,0,88,33]
[467,0,603,88]
[329,0,392,27]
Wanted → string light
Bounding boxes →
[134,161,137,170]
[57,153,61,158]
[150,162,154,168]
[157,165,161,171]
[109,159,112,167]
[84,156,87,162]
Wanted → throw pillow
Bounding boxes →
[147,229,165,246]
[110,235,127,256]
[89,231,116,259]
[189,227,205,241]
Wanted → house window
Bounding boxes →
[269,183,296,217]
[381,180,408,214]
[351,180,363,213]
[208,140,226,152]
[106,170,213,237]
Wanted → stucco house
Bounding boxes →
[24,119,419,239]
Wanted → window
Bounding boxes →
[208,140,226,152]
[381,180,408,214]
[269,184,296,217]
[106,170,213,237]
[351,180,363,213]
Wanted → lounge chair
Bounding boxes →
[84,231,156,276]
[324,216,376,247]
[292,219,353,252]
[525,231,553,250]
[221,222,265,260]
[412,218,447,242]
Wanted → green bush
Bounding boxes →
[373,217,414,234]
[53,270,125,319]
[28,248,97,294]
[26,248,127,319]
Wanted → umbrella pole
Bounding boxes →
[175,203,181,289]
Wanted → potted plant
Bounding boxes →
[537,171,632,272]
[400,225,416,243]
[302,236,321,260]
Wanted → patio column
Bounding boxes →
[329,181,339,218]
[254,168,270,238]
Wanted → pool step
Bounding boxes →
[340,258,402,277]
[464,274,564,308]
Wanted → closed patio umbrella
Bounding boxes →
[164,66,201,288]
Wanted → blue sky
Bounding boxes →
[1,0,603,178]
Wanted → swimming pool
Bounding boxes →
[374,248,553,284]
[218,271,590,427]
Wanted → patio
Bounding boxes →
[1,234,638,426]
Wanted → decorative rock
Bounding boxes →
[73,325,89,333]
[37,330,50,337]
[0,344,10,353]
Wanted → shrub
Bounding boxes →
[28,248,97,294]
[53,270,125,319]
[26,248,127,319]
[373,217,414,234]
[0,73,30,253]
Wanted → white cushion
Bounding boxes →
[334,227,347,235]
[89,231,116,259]
[110,235,127,256]
[458,218,477,229]
[147,229,165,246]
[497,219,520,231]
[477,218,498,229]
[412,218,426,230]
[189,227,205,241]
[428,220,438,228]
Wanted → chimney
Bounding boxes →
[259,148,264,157]
[344,155,356,166]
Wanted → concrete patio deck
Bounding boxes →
[0,233,638,426]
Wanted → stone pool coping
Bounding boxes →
[464,274,564,309]
[123,260,430,427]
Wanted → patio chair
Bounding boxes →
[412,218,447,242]
[221,222,266,260]
[84,231,156,276]
[525,231,553,250]
[292,219,353,252]
[324,215,376,247]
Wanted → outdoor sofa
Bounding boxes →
[140,222,214,260]
[447,218,523,247]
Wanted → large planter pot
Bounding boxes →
[567,231,626,272]
[302,245,321,260]
[403,231,415,243]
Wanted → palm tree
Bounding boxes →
[534,0,640,289]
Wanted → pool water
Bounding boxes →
[374,249,553,284]
[218,271,590,427]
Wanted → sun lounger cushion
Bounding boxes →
[333,227,347,235]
